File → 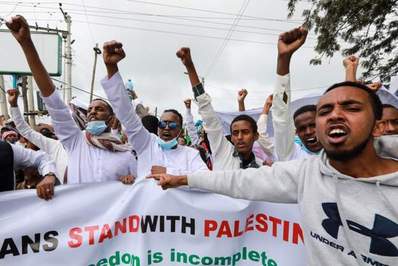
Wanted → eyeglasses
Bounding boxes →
[158,120,178,129]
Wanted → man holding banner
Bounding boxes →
[149,79,398,265]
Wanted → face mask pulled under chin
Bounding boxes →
[157,137,178,150]
[86,120,108,136]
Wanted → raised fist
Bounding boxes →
[176,47,193,67]
[102,41,126,65]
[367,82,382,92]
[237,89,248,102]
[6,15,31,44]
[343,56,359,69]
[7,89,19,107]
[184,99,192,109]
[263,94,273,115]
[278,26,308,57]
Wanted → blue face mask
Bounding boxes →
[294,135,320,155]
[86,120,108,136]
[157,137,178,150]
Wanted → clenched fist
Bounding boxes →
[237,89,248,102]
[343,56,359,70]
[103,41,126,66]
[176,47,194,68]
[7,89,19,107]
[6,15,31,44]
[278,26,308,57]
[184,99,192,109]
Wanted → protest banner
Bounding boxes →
[0,179,306,265]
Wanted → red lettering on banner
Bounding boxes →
[114,218,127,236]
[269,216,281,237]
[217,221,232,238]
[129,215,140,232]
[255,214,268,232]
[202,213,302,246]
[84,225,99,245]
[98,224,113,243]
[292,222,304,244]
[283,220,290,242]
[68,227,82,248]
[245,214,254,232]
[204,220,217,237]
[233,220,244,237]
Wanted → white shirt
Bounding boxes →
[42,89,137,184]
[184,108,199,145]
[10,106,68,181]
[187,150,398,266]
[12,144,56,177]
[196,93,263,170]
[271,74,312,161]
[255,113,274,160]
[101,72,208,179]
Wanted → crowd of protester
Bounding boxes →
[1,15,398,265]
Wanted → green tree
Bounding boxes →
[288,0,398,82]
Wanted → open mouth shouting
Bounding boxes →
[327,125,349,145]
[306,136,318,145]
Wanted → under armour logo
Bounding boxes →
[348,214,398,257]
[321,202,398,257]
[321,202,343,239]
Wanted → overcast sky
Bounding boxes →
[0,0,379,118]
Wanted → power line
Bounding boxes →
[5,10,278,37]
[0,1,304,23]
[0,2,313,39]
[73,19,278,45]
[205,0,251,77]
[51,78,107,100]
[3,13,315,48]
[126,0,303,23]
[0,1,304,25]
[3,1,19,18]
[80,0,95,45]
[12,9,291,34]
[57,11,283,37]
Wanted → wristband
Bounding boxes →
[192,83,205,99]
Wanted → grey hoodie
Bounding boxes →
[188,147,398,265]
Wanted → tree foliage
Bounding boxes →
[287,0,398,82]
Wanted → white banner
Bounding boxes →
[0,180,306,266]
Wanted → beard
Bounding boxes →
[325,135,372,161]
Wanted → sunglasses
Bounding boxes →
[158,120,178,129]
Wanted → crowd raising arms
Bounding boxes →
[2,13,398,265]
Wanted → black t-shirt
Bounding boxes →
[0,141,15,192]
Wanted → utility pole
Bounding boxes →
[60,4,72,103]
[89,43,102,103]
[0,75,9,120]
[27,76,36,127]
